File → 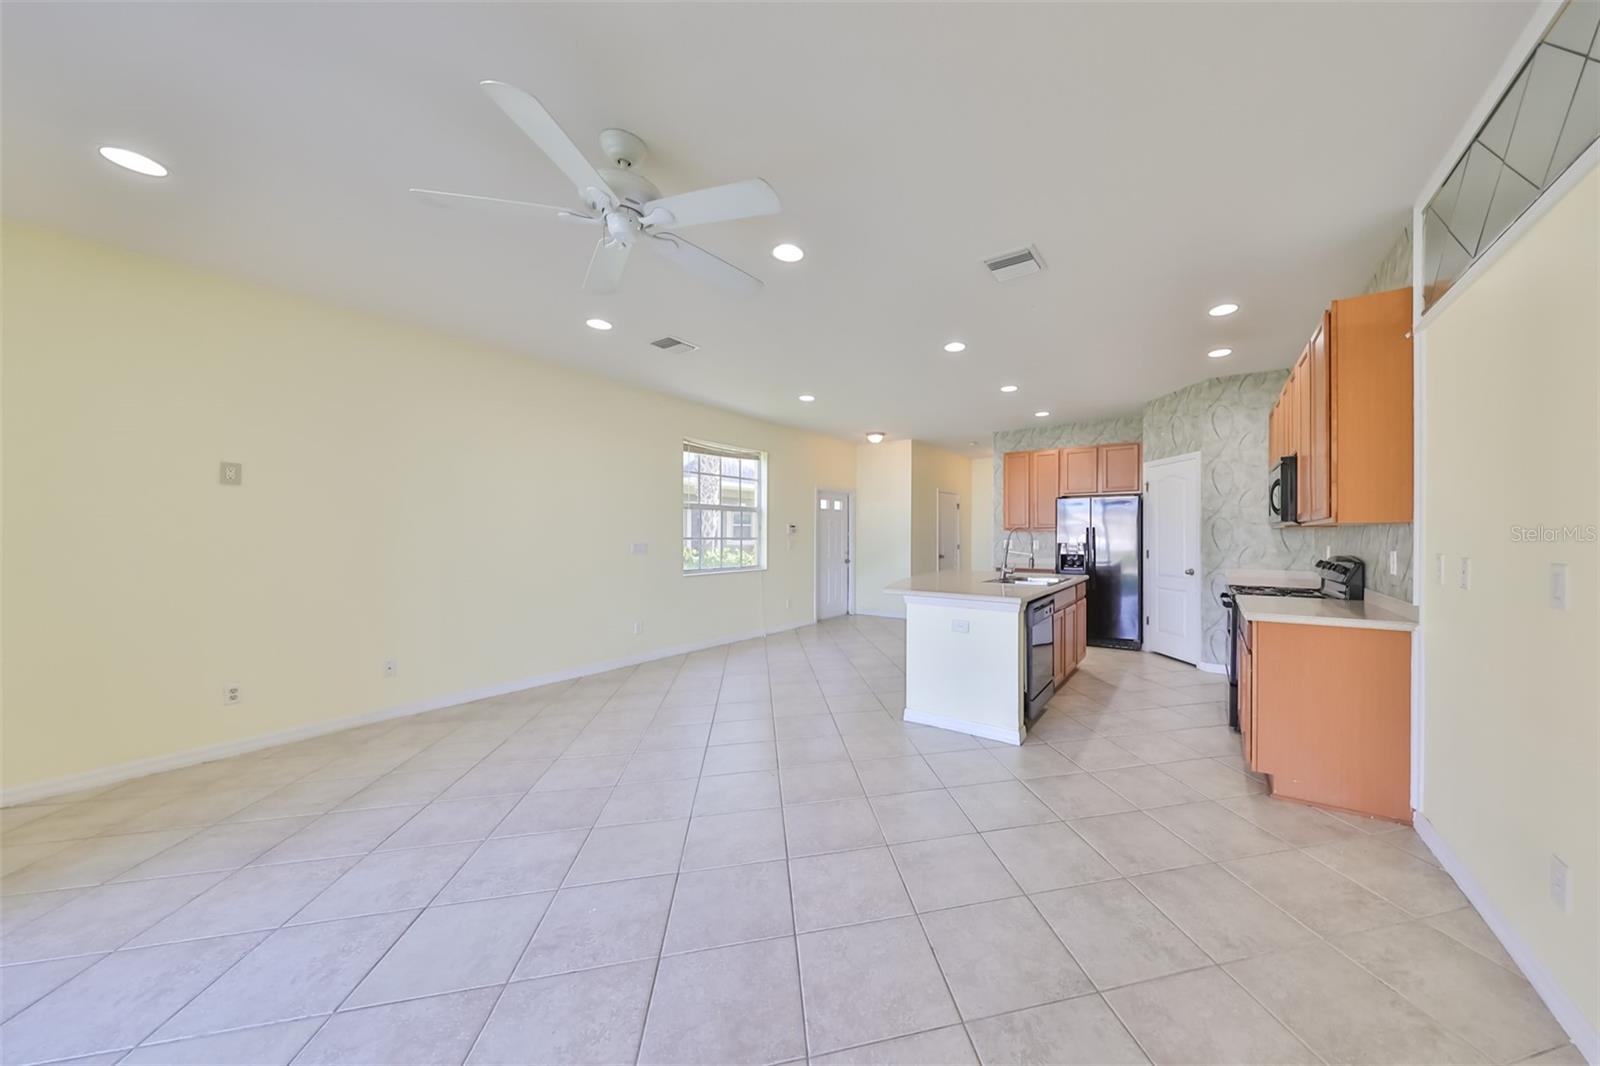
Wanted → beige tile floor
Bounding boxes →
[0,617,1579,1065]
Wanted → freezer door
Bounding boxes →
[1088,496,1143,646]
[1056,496,1090,571]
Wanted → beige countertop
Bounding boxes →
[887,570,1088,606]
[1236,591,1418,632]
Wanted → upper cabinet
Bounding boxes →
[1002,451,1031,529]
[1098,443,1142,493]
[1001,442,1142,529]
[1267,287,1413,525]
[1029,450,1060,529]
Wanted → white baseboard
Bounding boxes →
[1413,812,1598,1064]
[1,621,810,808]
[903,707,1022,746]
[1197,661,1227,675]
[851,608,906,620]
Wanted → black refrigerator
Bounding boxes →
[1056,494,1143,649]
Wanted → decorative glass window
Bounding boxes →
[1422,0,1600,309]
[682,441,765,573]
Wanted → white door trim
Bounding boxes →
[1141,451,1204,665]
[814,488,854,620]
[936,489,961,572]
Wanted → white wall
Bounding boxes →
[852,440,912,617]
[1419,167,1598,1039]
[909,442,973,575]
[969,455,994,572]
[1,221,857,794]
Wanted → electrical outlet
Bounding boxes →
[1458,557,1472,590]
[222,683,242,706]
[1550,563,1568,610]
[785,597,792,609]
[382,659,398,678]
[1388,550,1399,577]
[1550,854,1571,912]
[632,621,643,635]
[951,619,970,633]
[219,461,243,486]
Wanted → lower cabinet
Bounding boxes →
[1245,621,1411,822]
[1050,587,1084,686]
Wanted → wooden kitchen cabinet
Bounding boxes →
[1266,286,1413,525]
[1030,449,1060,529]
[1003,451,1031,529]
[1001,443,1142,529]
[1098,442,1142,493]
[1249,621,1411,822]
[1050,586,1082,686]
[1060,446,1100,496]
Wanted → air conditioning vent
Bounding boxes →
[650,336,699,354]
[983,246,1045,282]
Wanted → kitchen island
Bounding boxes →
[885,571,1088,744]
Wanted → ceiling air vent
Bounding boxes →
[983,246,1045,283]
[650,336,699,354]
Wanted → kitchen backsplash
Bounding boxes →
[990,413,1144,570]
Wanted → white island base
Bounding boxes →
[887,571,1088,745]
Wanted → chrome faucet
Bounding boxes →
[1001,529,1036,579]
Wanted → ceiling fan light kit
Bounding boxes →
[414,81,784,298]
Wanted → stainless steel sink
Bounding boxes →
[985,575,1064,586]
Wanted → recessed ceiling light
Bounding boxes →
[943,341,966,353]
[585,318,613,331]
[1034,411,1050,418]
[98,146,167,177]
[865,432,886,444]
[798,394,815,403]
[967,441,978,447]
[1208,302,1239,317]
[1000,385,1019,393]
[1208,348,1233,359]
[771,243,804,262]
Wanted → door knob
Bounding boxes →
[1184,568,1195,575]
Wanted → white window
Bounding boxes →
[683,441,765,573]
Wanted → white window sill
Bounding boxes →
[683,566,768,577]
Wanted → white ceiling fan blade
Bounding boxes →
[411,188,597,223]
[479,80,615,210]
[643,233,762,296]
[642,179,781,231]
[584,238,631,294]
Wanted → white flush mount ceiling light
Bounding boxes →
[1000,385,1019,393]
[1208,348,1233,359]
[1034,411,1050,418]
[943,341,966,353]
[771,243,805,262]
[98,146,167,177]
[798,394,815,402]
[1208,302,1239,317]
[585,318,613,331]
[865,432,886,444]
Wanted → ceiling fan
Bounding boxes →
[413,81,782,296]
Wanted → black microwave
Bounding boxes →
[1268,455,1299,526]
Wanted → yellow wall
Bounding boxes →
[969,455,994,572]
[909,442,973,575]
[852,440,912,617]
[1419,167,1599,1033]
[1,222,856,794]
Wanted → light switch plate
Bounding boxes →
[1550,854,1571,912]
[1458,557,1472,590]
[951,619,970,633]
[630,542,648,555]
[219,461,243,486]
[1435,553,1445,584]
[1550,562,1568,610]
[1388,550,1398,576]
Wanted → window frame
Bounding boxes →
[681,439,767,575]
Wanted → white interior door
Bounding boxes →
[816,491,851,619]
[936,491,961,571]
[1143,452,1203,664]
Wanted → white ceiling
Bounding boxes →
[2,2,1530,452]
